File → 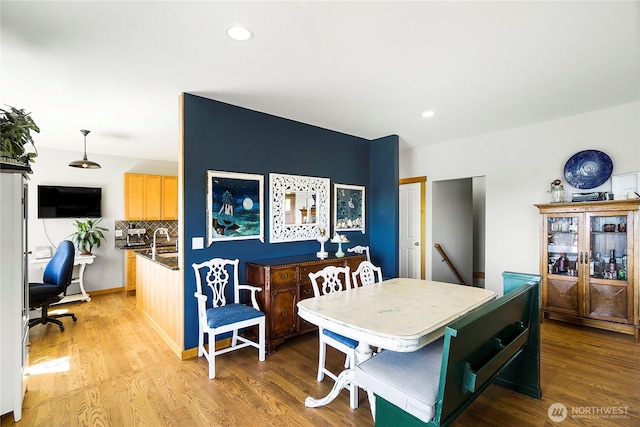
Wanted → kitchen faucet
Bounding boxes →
[151,228,169,260]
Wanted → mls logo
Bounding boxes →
[548,402,568,422]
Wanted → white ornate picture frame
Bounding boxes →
[334,183,365,233]
[269,173,330,243]
[206,170,264,245]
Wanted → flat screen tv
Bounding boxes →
[38,185,102,218]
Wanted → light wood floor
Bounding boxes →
[3,292,639,426]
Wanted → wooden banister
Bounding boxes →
[434,243,469,286]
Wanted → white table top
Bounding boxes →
[297,278,496,352]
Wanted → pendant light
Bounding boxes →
[69,129,101,169]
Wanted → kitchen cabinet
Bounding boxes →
[125,250,137,294]
[246,253,366,354]
[124,173,176,220]
[161,175,178,220]
[0,170,29,421]
[535,200,639,342]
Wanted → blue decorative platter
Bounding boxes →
[563,150,613,189]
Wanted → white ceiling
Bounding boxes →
[2,1,638,162]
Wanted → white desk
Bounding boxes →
[30,254,95,304]
[297,278,496,408]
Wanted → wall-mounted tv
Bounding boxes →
[37,185,102,219]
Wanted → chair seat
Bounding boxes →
[206,304,265,328]
[355,338,444,423]
[323,329,358,348]
[28,283,64,307]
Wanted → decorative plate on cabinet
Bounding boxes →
[563,150,613,189]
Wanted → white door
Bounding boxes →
[399,181,423,278]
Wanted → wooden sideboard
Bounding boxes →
[246,253,366,354]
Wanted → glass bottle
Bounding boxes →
[558,253,566,273]
[608,250,617,278]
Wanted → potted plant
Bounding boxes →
[69,218,109,255]
[0,106,39,172]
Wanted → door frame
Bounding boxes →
[399,176,426,279]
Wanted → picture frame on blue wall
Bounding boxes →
[206,170,264,245]
[269,173,330,243]
[333,183,365,234]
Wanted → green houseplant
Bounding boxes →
[0,106,39,171]
[69,218,109,255]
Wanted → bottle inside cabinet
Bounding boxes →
[590,215,627,280]
[547,217,578,276]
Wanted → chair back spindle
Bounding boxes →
[309,265,352,297]
[352,260,383,287]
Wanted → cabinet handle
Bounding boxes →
[580,252,584,264]
[280,310,289,317]
[279,273,289,280]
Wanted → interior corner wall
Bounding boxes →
[370,135,400,277]
[181,93,399,349]
[399,101,640,296]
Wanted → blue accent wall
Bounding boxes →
[182,93,399,349]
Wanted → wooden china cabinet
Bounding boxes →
[535,200,640,342]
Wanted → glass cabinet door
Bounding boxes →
[546,216,580,277]
[588,213,629,281]
[585,212,631,323]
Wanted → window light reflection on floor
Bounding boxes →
[29,356,70,375]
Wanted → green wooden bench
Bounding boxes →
[355,278,541,426]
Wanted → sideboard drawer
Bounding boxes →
[270,266,298,288]
[299,283,315,300]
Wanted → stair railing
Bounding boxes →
[434,243,469,286]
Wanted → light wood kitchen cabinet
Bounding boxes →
[246,253,366,354]
[124,173,176,220]
[535,200,639,342]
[161,175,178,220]
[125,250,137,294]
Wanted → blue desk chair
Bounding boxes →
[29,240,76,332]
[192,258,266,379]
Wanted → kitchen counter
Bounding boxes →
[134,248,179,270]
[135,250,183,357]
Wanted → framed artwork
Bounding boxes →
[206,170,264,245]
[334,183,365,233]
[269,173,330,243]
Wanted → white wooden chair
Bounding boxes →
[347,245,371,262]
[192,258,266,379]
[308,265,359,409]
[352,260,383,287]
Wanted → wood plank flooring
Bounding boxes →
[2,292,639,426]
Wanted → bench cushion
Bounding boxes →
[355,338,444,423]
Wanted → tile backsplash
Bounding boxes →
[114,220,178,249]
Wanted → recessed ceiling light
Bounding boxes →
[421,111,436,118]
[226,26,253,42]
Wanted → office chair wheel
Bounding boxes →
[72,314,77,321]
[59,324,65,332]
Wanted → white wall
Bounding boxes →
[399,102,640,296]
[27,147,178,293]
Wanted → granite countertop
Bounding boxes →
[134,248,180,270]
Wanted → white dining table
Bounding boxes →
[296,277,496,408]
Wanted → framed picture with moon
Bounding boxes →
[206,170,264,245]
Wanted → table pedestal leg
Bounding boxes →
[304,342,375,410]
[305,369,356,408]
